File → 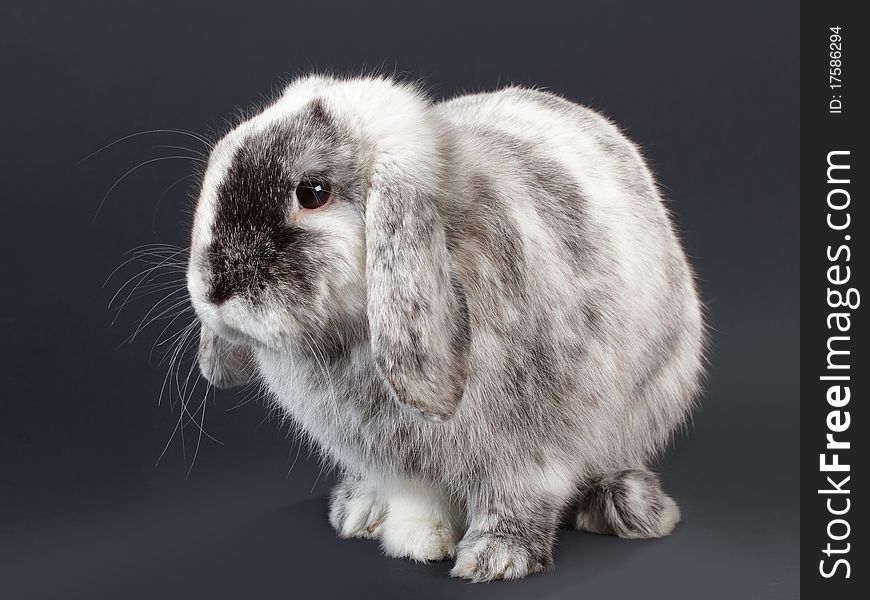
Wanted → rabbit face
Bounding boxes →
[187,99,368,354]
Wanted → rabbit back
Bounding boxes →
[431,88,704,473]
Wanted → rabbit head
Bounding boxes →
[187,75,468,419]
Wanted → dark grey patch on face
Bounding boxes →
[203,98,368,331]
[207,103,341,305]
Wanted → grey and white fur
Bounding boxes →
[186,74,705,581]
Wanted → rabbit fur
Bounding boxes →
[186,74,705,581]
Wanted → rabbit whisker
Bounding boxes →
[96,155,207,219]
[79,128,211,165]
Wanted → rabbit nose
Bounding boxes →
[208,263,253,305]
[208,280,233,305]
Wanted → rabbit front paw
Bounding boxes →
[328,479,386,539]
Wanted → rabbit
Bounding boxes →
[185,74,705,581]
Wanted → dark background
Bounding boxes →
[0,1,798,598]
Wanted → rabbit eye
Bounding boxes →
[296,179,332,209]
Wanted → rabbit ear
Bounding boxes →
[365,169,469,421]
[197,325,255,388]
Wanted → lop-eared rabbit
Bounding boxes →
[187,75,704,581]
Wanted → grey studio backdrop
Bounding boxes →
[0,1,798,599]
